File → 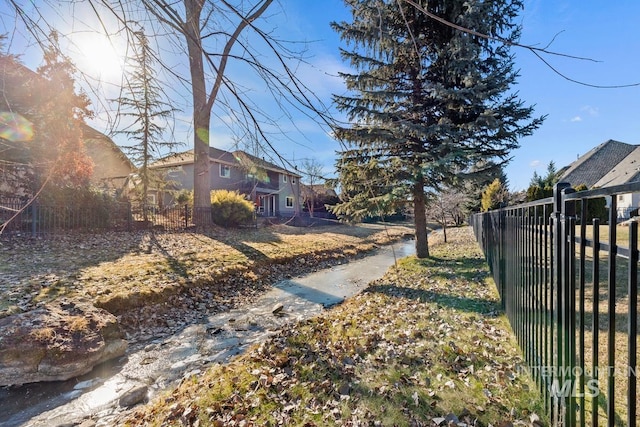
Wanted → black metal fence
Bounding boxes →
[472,182,639,427]
[0,199,197,236]
[0,198,341,237]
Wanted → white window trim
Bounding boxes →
[220,164,230,178]
[282,174,288,183]
[285,196,294,208]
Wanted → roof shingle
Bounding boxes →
[559,139,637,188]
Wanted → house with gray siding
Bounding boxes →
[150,147,301,217]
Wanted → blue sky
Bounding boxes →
[285,0,640,190]
[2,1,640,191]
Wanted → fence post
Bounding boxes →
[552,182,572,426]
[561,186,576,427]
[499,208,506,309]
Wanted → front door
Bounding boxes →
[258,195,276,216]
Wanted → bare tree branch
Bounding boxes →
[401,0,640,88]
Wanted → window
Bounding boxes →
[291,177,296,184]
[282,174,288,183]
[286,196,294,208]
[220,164,230,178]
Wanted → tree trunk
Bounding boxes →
[185,0,211,226]
[413,183,429,258]
[439,210,448,243]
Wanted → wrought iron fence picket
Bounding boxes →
[472,182,640,427]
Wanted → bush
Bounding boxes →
[210,190,255,227]
[573,184,608,224]
[481,179,508,212]
[37,185,122,229]
[175,190,193,206]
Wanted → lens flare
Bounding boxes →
[0,112,34,142]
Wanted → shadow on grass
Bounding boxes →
[365,283,501,316]
[284,221,413,241]
[363,253,501,317]
[0,230,147,314]
[147,232,190,278]
[198,227,276,263]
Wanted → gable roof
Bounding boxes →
[81,124,135,180]
[0,54,134,181]
[301,184,338,198]
[233,150,299,177]
[592,146,640,188]
[151,147,300,177]
[559,139,637,188]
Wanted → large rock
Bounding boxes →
[0,299,127,386]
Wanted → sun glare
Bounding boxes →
[70,32,126,83]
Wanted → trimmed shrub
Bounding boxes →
[210,190,255,227]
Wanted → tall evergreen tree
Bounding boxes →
[526,160,559,201]
[330,0,543,258]
[115,30,178,218]
[36,31,94,189]
[458,159,508,213]
[1,34,93,201]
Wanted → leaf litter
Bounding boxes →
[122,227,546,427]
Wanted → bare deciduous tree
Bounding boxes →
[427,189,470,243]
[300,158,325,217]
[5,0,332,225]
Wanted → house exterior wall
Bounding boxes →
[616,192,640,219]
[159,161,301,217]
[84,138,135,191]
[633,193,640,215]
[166,164,194,190]
[210,161,245,191]
[617,193,640,221]
[277,173,301,216]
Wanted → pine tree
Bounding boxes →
[330,0,543,258]
[36,31,94,189]
[526,161,559,201]
[115,30,178,219]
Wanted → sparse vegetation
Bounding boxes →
[122,227,546,426]
[67,316,90,333]
[0,223,413,318]
[30,327,56,343]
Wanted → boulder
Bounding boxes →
[0,299,127,386]
[119,384,149,407]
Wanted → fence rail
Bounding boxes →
[0,198,337,237]
[472,182,639,427]
[0,199,198,236]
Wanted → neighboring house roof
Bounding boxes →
[559,139,638,188]
[301,184,338,198]
[593,146,640,188]
[151,147,301,177]
[0,55,134,185]
[81,124,135,181]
